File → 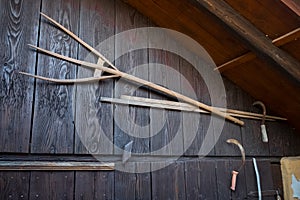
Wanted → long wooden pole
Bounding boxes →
[21,13,244,125]
[120,95,286,121]
[24,44,244,125]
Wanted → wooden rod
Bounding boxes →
[215,27,300,72]
[119,95,286,121]
[121,95,286,121]
[0,161,115,171]
[18,72,118,83]
[24,44,244,125]
[40,12,119,71]
[101,97,277,121]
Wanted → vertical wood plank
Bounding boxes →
[30,171,74,199]
[239,85,270,156]
[75,0,115,155]
[75,171,114,200]
[31,0,80,154]
[0,0,41,152]
[185,160,218,199]
[180,57,213,156]
[268,121,285,156]
[284,127,300,156]
[114,163,151,200]
[245,159,274,200]
[151,162,186,200]
[114,0,150,155]
[216,159,247,200]
[75,172,95,200]
[214,80,243,156]
[94,171,114,200]
[271,163,283,195]
[148,48,183,156]
[0,171,30,199]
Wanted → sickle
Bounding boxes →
[226,139,245,191]
[253,101,268,142]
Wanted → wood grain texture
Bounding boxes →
[151,162,186,200]
[245,160,274,200]
[75,0,115,155]
[215,159,247,200]
[0,171,30,199]
[148,48,184,156]
[267,121,286,156]
[115,162,151,200]
[114,0,150,155]
[185,160,218,199]
[180,57,213,156]
[214,80,242,156]
[238,80,270,156]
[125,0,300,131]
[75,171,114,200]
[30,171,74,199]
[224,0,300,39]
[31,0,80,154]
[0,0,41,152]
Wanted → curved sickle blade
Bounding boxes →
[226,139,245,169]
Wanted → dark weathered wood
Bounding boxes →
[239,81,270,156]
[244,159,274,200]
[115,162,151,200]
[284,127,300,156]
[148,48,184,156]
[75,172,95,200]
[193,0,300,82]
[31,0,80,154]
[256,160,274,200]
[214,80,242,156]
[0,0,41,152]
[281,0,300,16]
[75,171,114,199]
[114,0,150,155]
[74,0,115,155]
[0,161,114,170]
[30,171,74,199]
[94,171,115,200]
[180,56,214,156]
[215,159,247,199]
[271,163,283,196]
[215,160,231,199]
[268,122,286,156]
[185,160,218,199]
[151,162,186,200]
[0,171,30,199]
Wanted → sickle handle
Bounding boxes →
[261,124,268,142]
[230,170,239,191]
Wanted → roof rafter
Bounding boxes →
[192,0,300,82]
[281,0,300,16]
[215,28,300,73]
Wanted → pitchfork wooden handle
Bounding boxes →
[230,170,239,191]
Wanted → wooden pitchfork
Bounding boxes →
[19,13,244,126]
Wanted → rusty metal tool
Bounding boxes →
[253,101,268,143]
[226,139,245,191]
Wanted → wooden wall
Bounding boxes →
[0,0,300,199]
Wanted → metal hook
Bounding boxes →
[253,101,268,143]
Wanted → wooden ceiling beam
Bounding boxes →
[281,0,300,16]
[215,28,300,73]
[192,0,300,82]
